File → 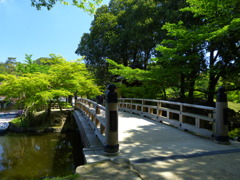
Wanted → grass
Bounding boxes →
[10,117,29,127]
[228,101,240,112]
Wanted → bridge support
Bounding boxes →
[104,84,119,154]
[215,87,230,145]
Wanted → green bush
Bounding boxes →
[227,90,240,103]
[228,128,240,140]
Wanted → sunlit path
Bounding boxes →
[117,111,240,179]
[118,111,240,160]
[84,110,240,179]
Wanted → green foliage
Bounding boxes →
[228,101,240,112]
[75,0,240,102]
[76,0,183,84]
[108,59,147,83]
[0,54,101,124]
[108,59,170,99]
[154,0,240,103]
[0,58,17,77]
[16,54,50,74]
[10,117,29,127]
[31,0,103,13]
[228,91,240,103]
[228,128,240,140]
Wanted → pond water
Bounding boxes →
[0,132,84,180]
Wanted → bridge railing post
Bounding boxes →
[96,105,100,114]
[214,86,230,144]
[104,84,119,154]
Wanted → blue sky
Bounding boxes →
[0,0,109,63]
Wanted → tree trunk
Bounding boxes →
[207,50,219,106]
[180,73,186,99]
[188,79,195,101]
[68,95,73,106]
[57,99,63,112]
[47,101,52,124]
[162,86,167,100]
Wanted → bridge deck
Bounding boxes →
[84,111,240,179]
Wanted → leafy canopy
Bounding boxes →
[0,54,101,116]
[31,0,103,13]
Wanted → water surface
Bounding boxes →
[0,132,84,180]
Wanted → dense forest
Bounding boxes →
[75,0,240,106]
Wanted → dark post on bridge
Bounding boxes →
[104,84,119,154]
[215,86,230,144]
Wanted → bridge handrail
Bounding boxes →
[75,98,106,145]
[77,98,106,111]
[119,98,215,110]
[75,97,216,142]
[118,98,216,138]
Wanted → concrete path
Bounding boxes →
[0,113,17,122]
[85,111,240,180]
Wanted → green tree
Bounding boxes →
[31,0,103,13]
[16,54,49,74]
[181,0,240,104]
[1,57,18,75]
[76,0,187,85]
[155,19,206,100]
[0,73,50,122]
[0,55,101,125]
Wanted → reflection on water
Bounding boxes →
[0,108,18,114]
[0,132,84,180]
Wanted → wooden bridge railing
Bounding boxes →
[75,98,106,145]
[75,97,217,141]
[118,98,216,138]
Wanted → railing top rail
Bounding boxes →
[181,103,215,111]
[79,97,215,112]
[97,104,106,111]
[119,98,159,102]
[80,98,97,105]
[77,98,106,111]
[119,98,215,111]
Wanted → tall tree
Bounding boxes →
[155,19,206,100]
[76,0,188,85]
[153,0,240,104]
[183,0,240,104]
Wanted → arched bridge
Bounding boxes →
[72,98,240,179]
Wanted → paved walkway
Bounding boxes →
[85,111,240,180]
[0,112,18,122]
